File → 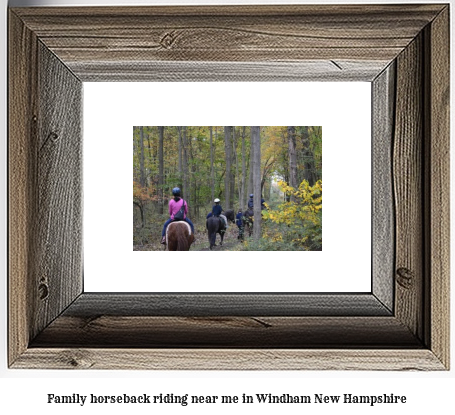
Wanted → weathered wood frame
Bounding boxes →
[8,5,449,370]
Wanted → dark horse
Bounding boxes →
[242,208,254,237]
[206,215,226,250]
[223,209,236,223]
[166,221,194,251]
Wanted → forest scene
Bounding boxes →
[133,126,322,251]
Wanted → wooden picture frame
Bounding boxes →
[8,4,449,370]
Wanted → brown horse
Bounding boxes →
[165,221,194,251]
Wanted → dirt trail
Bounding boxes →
[193,240,240,251]
[133,225,243,251]
[190,227,242,251]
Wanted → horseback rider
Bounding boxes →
[212,198,223,217]
[247,194,266,211]
[236,209,244,240]
[161,187,195,244]
[207,198,221,219]
[212,198,228,229]
[261,197,266,210]
[248,194,254,209]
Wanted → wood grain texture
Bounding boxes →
[426,6,450,369]
[8,11,39,366]
[31,316,420,348]
[57,293,392,317]
[8,4,450,370]
[11,5,444,81]
[9,12,84,366]
[71,60,388,82]
[372,63,395,312]
[393,34,424,340]
[13,349,445,371]
[33,42,83,339]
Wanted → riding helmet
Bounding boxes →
[249,194,254,197]
[172,187,181,196]
[214,198,220,203]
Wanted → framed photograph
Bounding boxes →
[84,80,370,293]
[8,4,449,370]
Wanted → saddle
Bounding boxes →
[219,214,227,228]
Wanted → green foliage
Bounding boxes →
[261,179,322,251]
[133,126,322,251]
[239,235,299,251]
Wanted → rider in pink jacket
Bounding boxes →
[161,187,195,244]
[168,197,187,219]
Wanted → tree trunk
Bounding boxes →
[210,126,214,204]
[224,126,231,210]
[251,126,261,240]
[182,126,189,202]
[214,127,218,200]
[280,129,290,202]
[247,127,254,207]
[230,126,235,209]
[133,201,144,228]
[188,127,196,217]
[261,157,274,196]
[240,126,246,211]
[158,126,164,214]
[133,127,139,182]
[178,126,183,189]
[300,126,317,186]
[146,127,152,168]
[287,126,298,202]
[139,126,146,188]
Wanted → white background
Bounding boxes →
[1,0,454,414]
[84,82,371,292]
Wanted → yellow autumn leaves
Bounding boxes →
[262,179,322,249]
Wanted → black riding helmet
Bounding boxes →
[172,187,181,196]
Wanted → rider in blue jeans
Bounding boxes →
[161,187,195,244]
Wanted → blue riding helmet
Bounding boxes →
[249,194,253,198]
[172,187,181,196]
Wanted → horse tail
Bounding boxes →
[168,223,192,251]
[176,225,190,250]
[207,217,218,249]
